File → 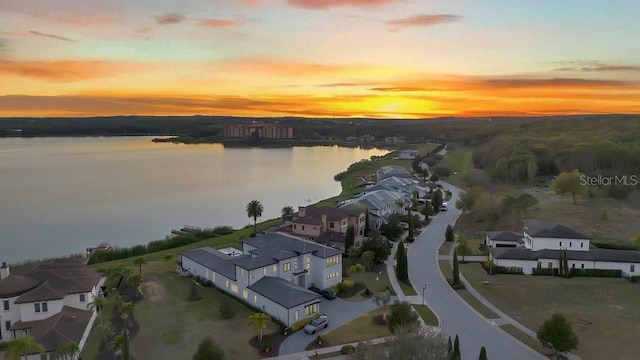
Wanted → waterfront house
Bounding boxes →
[376,165,413,181]
[489,220,640,276]
[283,206,366,248]
[179,233,342,327]
[0,258,103,359]
[340,189,407,228]
[362,176,426,199]
[397,149,419,160]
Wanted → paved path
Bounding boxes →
[278,296,382,355]
[406,182,544,360]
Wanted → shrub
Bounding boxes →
[630,276,639,283]
[315,336,324,345]
[387,301,419,332]
[262,344,272,353]
[432,165,452,177]
[601,209,609,220]
[532,268,555,276]
[290,314,322,332]
[494,266,524,275]
[341,345,355,355]
[569,269,622,278]
[219,300,236,319]
[188,281,202,301]
[430,174,439,182]
[478,243,487,252]
[364,287,371,296]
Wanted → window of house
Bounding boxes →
[231,284,239,294]
[632,264,636,273]
[295,310,299,321]
[240,268,245,276]
[272,265,277,273]
[3,300,8,311]
[42,302,48,312]
[242,290,248,299]
[251,270,256,279]
[293,225,297,230]
[581,242,584,248]
[226,280,229,288]
[559,241,562,247]
[571,264,575,269]
[305,303,319,316]
[212,272,215,282]
[327,272,339,279]
[548,262,553,269]
[283,262,291,272]
[569,242,572,247]
[5,321,10,331]
[263,268,267,276]
[329,222,335,229]
[293,259,298,269]
[325,256,340,267]
[302,225,305,231]
[254,295,258,303]
[34,303,41,313]
[79,294,86,303]
[581,264,585,269]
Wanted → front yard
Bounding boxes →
[318,308,391,346]
[460,262,640,360]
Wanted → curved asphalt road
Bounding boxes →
[408,183,543,360]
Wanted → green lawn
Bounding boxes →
[412,305,439,326]
[322,308,391,346]
[439,241,453,255]
[346,266,393,300]
[89,218,283,269]
[460,262,640,360]
[499,324,548,356]
[439,145,474,190]
[438,260,453,282]
[393,265,418,296]
[455,289,499,319]
[125,262,265,360]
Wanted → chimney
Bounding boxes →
[0,262,9,280]
[298,206,306,217]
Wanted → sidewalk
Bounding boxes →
[271,336,390,360]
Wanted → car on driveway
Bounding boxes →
[318,289,336,300]
[304,315,329,334]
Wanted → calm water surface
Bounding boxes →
[0,137,387,262]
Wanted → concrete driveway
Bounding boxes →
[279,296,383,355]
[407,182,543,360]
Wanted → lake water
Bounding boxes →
[0,137,387,263]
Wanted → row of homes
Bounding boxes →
[487,219,640,276]
[180,233,343,327]
[0,259,103,360]
[223,124,294,139]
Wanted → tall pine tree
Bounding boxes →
[479,346,488,360]
[452,249,460,286]
[452,334,461,360]
[345,226,355,252]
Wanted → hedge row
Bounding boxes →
[494,266,524,275]
[532,268,622,278]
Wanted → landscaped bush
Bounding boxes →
[219,299,236,319]
[334,281,365,298]
[211,226,235,236]
[341,345,355,355]
[432,164,452,177]
[314,336,324,345]
[211,286,286,330]
[494,266,524,275]
[364,287,371,296]
[630,276,639,283]
[449,281,465,290]
[592,242,638,251]
[569,269,622,278]
[532,268,555,276]
[290,313,322,332]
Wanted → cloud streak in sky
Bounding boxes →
[155,13,186,25]
[386,14,460,31]
[198,19,240,28]
[28,30,76,42]
[287,0,399,10]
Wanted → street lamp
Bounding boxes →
[422,284,427,306]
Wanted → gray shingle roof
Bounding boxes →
[181,247,240,280]
[231,254,279,270]
[522,220,591,239]
[248,276,321,309]
[0,275,40,298]
[485,231,524,243]
[490,247,640,263]
[243,233,342,259]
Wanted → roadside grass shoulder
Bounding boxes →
[412,304,438,326]
[320,308,391,346]
[499,324,548,356]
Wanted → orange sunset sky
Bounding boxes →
[1,0,639,118]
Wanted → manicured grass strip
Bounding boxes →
[399,280,417,296]
[322,308,392,346]
[309,350,342,359]
[439,241,453,255]
[412,305,439,326]
[438,260,453,282]
[439,146,474,190]
[499,324,547,355]
[455,289,500,319]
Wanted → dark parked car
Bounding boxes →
[318,288,336,300]
[304,315,329,334]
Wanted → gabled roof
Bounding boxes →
[377,165,411,178]
[1,258,100,303]
[299,206,361,222]
[248,276,321,309]
[10,306,93,353]
[342,189,405,211]
[485,231,524,243]
[315,231,346,248]
[242,233,342,259]
[490,247,640,263]
[181,247,240,280]
[522,220,591,240]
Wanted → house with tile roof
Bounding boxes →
[340,189,407,228]
[180,233,342,327]
[489,220,640,276]
[376,165,413,181]
[0,258,103,359]
[282,206,366,248]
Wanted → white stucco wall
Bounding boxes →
[0,295,21,342]
[20,299,63,322]
[529,237,590,251]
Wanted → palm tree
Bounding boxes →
[4,335,45,360]
[121,302,135,329]
[53,341,79,360]
[112,294,124,314]
[133,257,146,275]
[87,295,108,325]
[247,312,271,342]
[112,329,131,360]
[127,274,143,295]
[246,200,264,236]
[96,322,115,346]
[281,206,295,221]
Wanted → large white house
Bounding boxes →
[489,220,640,276]
[0,258,103,360]
[180,233,343,327]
